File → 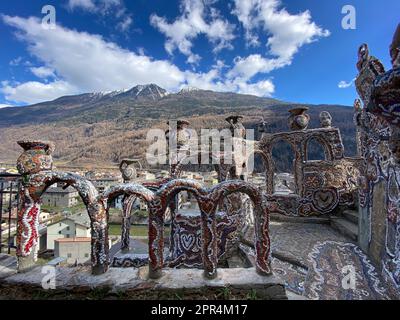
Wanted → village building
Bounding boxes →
[46,212,91,250]
[41,186,79,208]
[54,237,91,264]
[89,176,122,193]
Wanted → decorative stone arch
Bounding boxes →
[150,179,271,279]
[207,180,271,276]
[303,135,334,161]
[18,171,109,275]
[268,137,299,194]
[252,149,274,194]
[101,183,156,253]
[169,151,236,183]
[149,179,206,278]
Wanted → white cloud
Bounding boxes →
[67,0,133,32]
[2,15,185,103]
[338,79,355,89]
[227,54,286,80]
[30,66,56,79]
[236,80,275,97]
[150,0,235,64]
[1,12,291,104]
[67,0,96,11]
[68,0,121,12]
[117,15,133,32]
[9,57,23,66]
[1,80,77,105]
[183,67,275,97]
[232,0,330,66]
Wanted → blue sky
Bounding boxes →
[0,0,399,108]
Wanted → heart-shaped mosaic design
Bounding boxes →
[181,233,196,251]
[312,188,338,212]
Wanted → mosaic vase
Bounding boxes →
[288,107,310,131]
[120,159,138,182]
[17,140,54,175]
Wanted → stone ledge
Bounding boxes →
[1,266,287,300]
[270,213,330,224]
[0,254,17,280]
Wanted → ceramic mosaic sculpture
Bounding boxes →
[319,111,332,128]
[16,141,109,274]
[114,118,257,270]
[119,159,141,252]
[288,107,310,131]
[255,114,362,216]
[16,140,55,175]
[226,115,246,139]
[167,119,191,150]
[355,43,385,109]
[355,24,400,293]
[15,139,271,279]
[101,178,271,279]
[120,159,140,182]
[369,24,400,126]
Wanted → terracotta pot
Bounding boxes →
[288,107,310,131]
[16,140,54,175]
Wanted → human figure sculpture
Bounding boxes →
[226,115,246,139]
[368,24,400,126]
[319,111,332,128]
[355,43,385,109]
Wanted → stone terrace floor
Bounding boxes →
[268,220,399,300]
[0,220,399,300]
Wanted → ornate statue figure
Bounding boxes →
[354,24,400,293]
[258,116,268,135]
[225,115,246,138]
[356,43,370,71]
[369,24,400,126]
[355,43,386,108]
[319,111,333,128]
[167,119,191,150]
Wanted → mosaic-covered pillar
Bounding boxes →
[199,199,218,279]
[119,159,139,252]
[90,202,109,275]
[353,99,364,157]
[254,198,272,275]
[16,140,54,272]
[355,24,400,292]
[121,196,135,252]
[16,140,110,275]
[148,201,164,279]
